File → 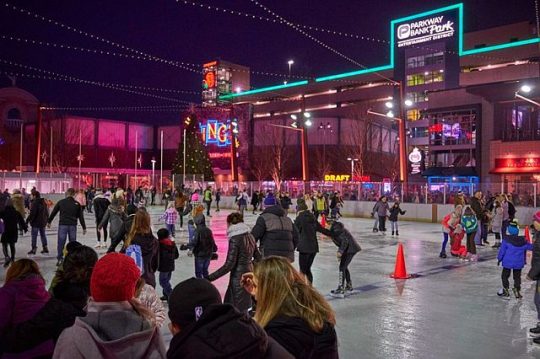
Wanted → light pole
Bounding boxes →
[515,84,539,106]
[347,157,359,181]
[287,60,294,78]
[151,157,156,188]
[318,122,332,175]
[183,116,192,185]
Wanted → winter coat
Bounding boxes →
[281,196,292,210]
[166,304,293,359]
[326,221,361,255]
[174,195,186,209]
[251,193,260,206]
[461,214,478,234]
[26,197,49,228]
[294,210,326,254]
[314,196,328,212]
[450,231,467,257]
[48,196,86,229]
[137,284,166,328]
[52,279,91,312]
[442,211,461,234]
[0,275,54,358]
[126,233,159,287]
[372,201,389,217]
[0,192,9,212]
[0,205,27,244]
[158,238,179,272]
[93,196,110,224]
[190,215,216,259]
[265,315,338,359]
[207,223,261,312]
[203,189,212,203]
[528,232,540,280]
[99,204,126,241]
[470,197,484,219]
[252,205,299,262]
[491,207,504,233]
[3,297,84,355]
[52,301,166,359]
[10,193,25,218]
[388,206,406,222]
[497,235,533,269]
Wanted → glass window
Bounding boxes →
[407,109,421,121]
[406,74,425,86]
[428,110,477,146]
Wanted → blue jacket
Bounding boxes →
[497,235,533,269]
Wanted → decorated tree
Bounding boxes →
[172,113,214,181]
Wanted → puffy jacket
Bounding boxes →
[208,223,261,312]
[158,238,179,272]
[126,233,159,287]
[92,196,110,224]
[326,221,361,255]
[372,201,389,217]
[251,205,299,262]
[0,205,27,244]
[167,304,292,359]
[498,235,533,269]
[99,204,126,240]
[191,216,217,259]
[491,207,504,233]
[470,197,484,219]
[265,315,338,359]
[461,214,478,234]
[528,232,540,280]
[442,211,461,234]
[47,196,86,229]
[388,205,406,222]
[294,210,326,254]
[26,198,49,228]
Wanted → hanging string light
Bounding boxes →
[40,104,189,112]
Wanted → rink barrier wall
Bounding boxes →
[42,194,539,225]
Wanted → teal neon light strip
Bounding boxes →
[461,37,540,55]
[221,2,540,97]
[219,80,308,99]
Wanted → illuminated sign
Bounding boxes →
[409,147,423,175]
[199,120,231,147]
[203,71,216,89]
[324,174,351,182]
[209,152,231,159]
[397,15,454,48]
[492,157,540,173]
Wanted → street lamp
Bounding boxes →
[287,60,294,78]
[151,157,156,188]
[347,158,359,181]
[318,122,333,176]
[515,84,539,107]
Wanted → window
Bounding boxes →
[409,127,428,138]
[407,109,421,121]
[424,71,445,84]
[407,74,425,86]
[7,108,21,120]
[425,52,444,66]
[406,52,444,69]
[408,91,428,103]
[407,71,444,86]
[427,110,477,146]
[407,56,425,69]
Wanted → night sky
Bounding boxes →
[0,0,535,122]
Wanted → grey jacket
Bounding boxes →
[99,205,126,240]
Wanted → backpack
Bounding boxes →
[461,215,478,234]
[125,244,144,275]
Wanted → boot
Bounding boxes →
[41,246,49,254]
[530,323,540,335]
[534,336,540,345]
[345,283,354,293]
[391,231,394,236]
[27,248,37,255]
[497,288,510,299]
[439,252,447,259]
[331,272,345,298]
[512,287,522,299]
[396,231,399,236]
[3,257,10,268]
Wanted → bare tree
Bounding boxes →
[253,125,293,192]
[311,145,333,180]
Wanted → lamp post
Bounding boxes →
[347,158,359,181]
[318,122,332,175]
[515,84,539,107]
[287,60,294,78]
[151,157,156,188]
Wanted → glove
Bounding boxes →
[497,260,501,266]
[336,251,342,259]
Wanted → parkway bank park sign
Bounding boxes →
[397,15,455,48]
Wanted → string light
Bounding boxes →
[40,105,189,112]
[0,60,192,104]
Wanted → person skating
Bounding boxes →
[26,191,49,255]
[491,200,504,248]
[236,190,249,217]
[528,211,540,342]
[215,188,221,212]
[174,191,186,228]
[203,186,213,217]
[470,190,485,246]
[157,228,179,301]
[313,191,328,221]
[98,197,126,249]
[160,202,178,237]
[1,202,28,267]
[441,205,462,259]
[323,220,361,297]
[188,214,216,279]
[449,224,467,259]
[388,201,406,236]
[11,189,26,236]
[461,205,479,261]
[92,189,110,248]
[47,188,87,266]
[372,196,389,234]
[496,219,532,299]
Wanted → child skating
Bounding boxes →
[528,211,540,343]
[388,201,406,236]
[450,224,467,259]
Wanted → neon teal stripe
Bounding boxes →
[461,37,540,55]
[315,64,393,82]
[219,80,309,99]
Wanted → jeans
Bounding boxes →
[239,204,246,217]
[159,271,173,297]
[166,223,175,237]
[299,253,317,283]
[195,257,210,278]
[502,220,509,236]
[441,232,449,254]
[373,214,379,230]
[501,268,522,290]
[31,226,48,249]
[466,231,477,255]
[339,253,356,286]
[57,225,77,260]
[216,200,220,211]
[481,224,488,243]
[188,222,195,245]
[391,221,398,232]
[474,223,482,244]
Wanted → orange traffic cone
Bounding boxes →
[525,226,531,243]
[321,213,327,228]
[390,243,412,279]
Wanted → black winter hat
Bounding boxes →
[157,228,170,240]
[297,198,308,211]
[168,278,222,327]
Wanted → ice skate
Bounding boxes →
[497,288,510,299]
[512,288,522,299]
[27,248,36,256]
[330,286,345,298]
[41,246,49,254]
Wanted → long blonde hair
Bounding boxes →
[254,256,336,332]
[125,209,152,248]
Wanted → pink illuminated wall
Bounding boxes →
[128,124,153,149]
[158,126,181,150]
[98,121,125,147]
[65,117,95,145]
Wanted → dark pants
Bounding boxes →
[481,224,489,243]
[378,216,387,232]
[216,200,220,211]
[535,281,540,321]
[31,226,48,249]
[441,232,449,255]
[176,207,184,228]
[159,271,173,298]
[252,204,258,214]
[502,220,509,236]
[195,257,210,278]
[205,201,212,216]
[339,253,356,286]
[57,225,77,260]
[299,252,317,283]
[107,234,123,253]
[96,224,108,243]
[466,231,477,255]
[87,200,93,213]
[2,242,15,260]
[501,268,522,290]
[166,223,175,237]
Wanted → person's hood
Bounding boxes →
[263,204,286,217]
[330,221,345,235]
[194,214,206,226]
[297,209,315,223]
[505,235,527,247]
[94,193,106,199]
[227,222,251,238]
[167,304,269,358]
[5,275,49,303]
[132,233,157,254]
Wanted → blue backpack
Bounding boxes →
[461,215,478,234]
[125,244,144,275]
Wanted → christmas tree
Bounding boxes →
[172,113,214,181]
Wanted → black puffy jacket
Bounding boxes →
[528,232,540,280]
[207,223,261,312]
[158,238,179,272]
[92,196,110,224]
[191,216,217,259]
[294,210,326,254]
[26,198,49,228]
[251,205,299,262]
[327,222,361,255]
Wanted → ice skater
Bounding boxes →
[388,201,406,236]
[528,211,540,343]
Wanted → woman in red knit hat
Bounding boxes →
[52,253,167,358]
